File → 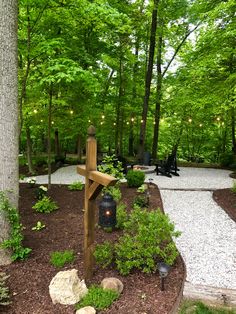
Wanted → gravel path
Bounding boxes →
[24,166,236,289]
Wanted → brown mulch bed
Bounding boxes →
[0,183,185,314]
[213,188,236,223]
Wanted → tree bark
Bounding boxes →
[138,0,159,162]
[26,126,34,174]
[231,108,236,154]
[0,0,18,265]
[47,86,53,189]
[152,23,163,161]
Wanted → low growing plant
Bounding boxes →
[0,272,10,305]
[116,202,128,229]
[32,196,58,213]
[231,181,236,194]
[50,250,75,268]
[32,221,45,231]
[94,241,113,268]
[132,195,149,208]
[68,181,84,191]
[137,184,147,193]
[94,207,180,276]
[126,170,145,188]
[0,192,32,261]
[75,285,119,311]
[102,185,122,202]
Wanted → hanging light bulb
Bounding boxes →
[131,117,134,122]
[188,118,192,123]
[102,115,105,119]
[70,110,74,114]
[33,109,38,114]
[127,121,129,125]
[113,122,116,126]
[141,119,144,123]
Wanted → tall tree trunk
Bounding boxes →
[231,108,236,154]
[54,129,60,157]
[138,0,159,162]
[152,23,163,161]
[47,86,53,189]
[26,126,34,174]
[0,0,18,265]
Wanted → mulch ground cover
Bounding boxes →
[0,182,185,314]
[213,188,236,223]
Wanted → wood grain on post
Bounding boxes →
[77,126,118,280]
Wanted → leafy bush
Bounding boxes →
[36,185,48,199]
[68,181,84,191]
[50,250,75,268]
[75,285,119,311]
[102,185,122,202]
[132,195,149,208]
[116,202,128,229]
[94,208,180,276]
[98,154,124,180]
[32,196,58,213]
[94,241,113,268]
[220,152,235,167]
[0,192,32,261]
[126,170,145,188]
[231,181,236,194]
[0,272,10,305]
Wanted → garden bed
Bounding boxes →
[0,183,185,314]
[213,188,236,223]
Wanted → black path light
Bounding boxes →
[99,193,117,228]
[157,262,170,291]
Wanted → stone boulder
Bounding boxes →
[49,269,88,305]
[101,277,124,294]
[76,306,96,314]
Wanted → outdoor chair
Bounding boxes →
[155,152,180,178]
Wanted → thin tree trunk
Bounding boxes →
[47,86,53,189]
[0,0,18,265]
[231,108,236,154]
[54,129,60,157]
[138,0,159,162]
[26,126,34,174]
[152,23,163,161]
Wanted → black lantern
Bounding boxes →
[157,262,170,291]
[98,194,117,228]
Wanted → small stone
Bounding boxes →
[76,306,96,314]
[101,277,124,294]
[49,269,88,305]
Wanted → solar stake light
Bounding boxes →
[157,262,170,291]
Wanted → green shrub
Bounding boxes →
[0,272,10,305]
[102,185,122,202]
[75,285,119,311]
[0,192,32,261]
[231,181,236,194]
[94,207,180,276]
[132,195,148,208]
[116,202,128,229]
[126,170,145,188]
[115,208,180,275]
[68,181,84,191]
[98,155,124,180]
[50,250,75,268]
[220,152,235,167]
[32,196,58,213]
[94,241,113,268]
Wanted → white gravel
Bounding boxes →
[24,165,236,289]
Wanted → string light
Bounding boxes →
[70,110,74,114]
[153,121,156,125]
[141,119,144,123]
[127,122,129,125]
[113,122,116,126]
[52,121,54,125]
[40,119,43,123]
[100,121,104,125]
[199,123,203,127]
[102,115,105,119]
[131,117,134,122]
[88,119,91,123]
[217,117,220,121]
[160,118,165,123]
[33,109,38,114]
[188,118,192,123]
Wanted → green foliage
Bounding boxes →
[50,250,75,268]
[137,184,147,193]
[32,196,58,213]
[0,192,32,261]
[102,185,122,202]
[94,207,180,276]
[179,299,236,314]
[94,241,113,268]
[220,152,235,168]
[126,170,145,188]
[68,181,84,191]
[0,272,11,306]
[132,195,149,208]
[116,202,128,229]
[231,181,236,194]
[98,155,124,180]
[32,221,46,231]
[75,285,119,311]
[36,185,48,199]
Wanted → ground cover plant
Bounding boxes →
[32,196,58,213]
[50,250,75,268]
[179,299,236,314]
[68,181,84,191]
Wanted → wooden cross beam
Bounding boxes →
[77,125,117,280]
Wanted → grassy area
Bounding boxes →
[179,300,236,314]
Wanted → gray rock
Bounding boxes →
[49,269,88,305]
[101,277,123,294]
[76,306,96,314]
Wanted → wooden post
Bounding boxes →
[77,126,117,280]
